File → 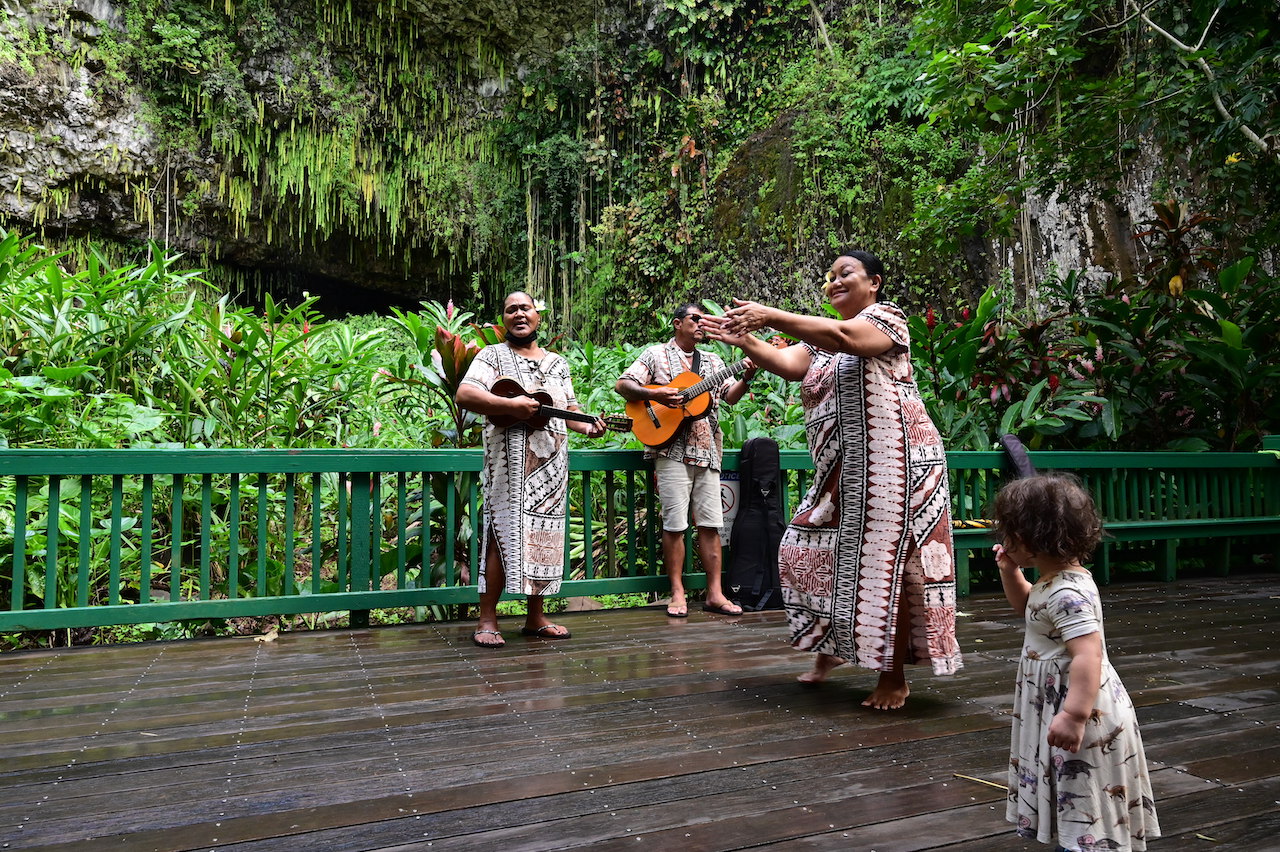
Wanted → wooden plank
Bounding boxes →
[2,577,1279,851]
[219,729,1016,852]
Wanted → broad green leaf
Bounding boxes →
[42,365,96,382]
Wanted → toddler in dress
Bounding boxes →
[993,474,1160,852]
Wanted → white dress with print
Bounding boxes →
[1008,570,1160,851]
[460,343,576,596]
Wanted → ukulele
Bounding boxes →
[625,358,751,448]
[488,377,632,432]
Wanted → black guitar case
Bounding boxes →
[726,437,785,610]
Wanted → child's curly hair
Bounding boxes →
[992,473,1103,563]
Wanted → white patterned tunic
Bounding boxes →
[461,343,577,596]
[1008,569,1160,851]
[779,301,962,675]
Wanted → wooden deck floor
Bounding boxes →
[2,575,1279,851]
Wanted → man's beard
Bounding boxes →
[506,328,538,346]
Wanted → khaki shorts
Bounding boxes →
[654,456,724,532]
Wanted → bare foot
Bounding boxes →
[797,653,846,685]
[862,670,909,710]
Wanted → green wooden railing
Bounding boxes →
[948,445,1280,592]
[2,445,1278,632]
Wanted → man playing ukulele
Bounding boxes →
[615,303,756,618]
[457,291,607,648]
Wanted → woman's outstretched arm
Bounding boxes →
[702,320,811,381]
[720,299,894,358]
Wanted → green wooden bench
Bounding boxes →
[2,445,1277,632]
[947,444,1280,594]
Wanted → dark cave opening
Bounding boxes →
[225,267,431,319]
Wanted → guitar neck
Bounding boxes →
[680,358,750,401]
[537,405,599,425]
[489,376,628,432]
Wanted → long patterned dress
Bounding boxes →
[460,343,578,596]
[779,301,962,676]
[1008,569,1160,851]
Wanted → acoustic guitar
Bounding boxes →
[625,358,750,448]
[488,377,632,432]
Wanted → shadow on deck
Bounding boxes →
[2,575,1279,851]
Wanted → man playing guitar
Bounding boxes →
[614,303,756,618]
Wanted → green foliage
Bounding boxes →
[0,229,385,449]
[910,0,1280,254]
[73,0,520,283]
[912,256,1280,452]
[660,0,814,71]
[7,0,1278,355]
[780,6,975,295]
[379,304,498,448]
[915,274,1126,450]
[7,227,1275,456]
[590,592,654,609]
[913,0,1093,135]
